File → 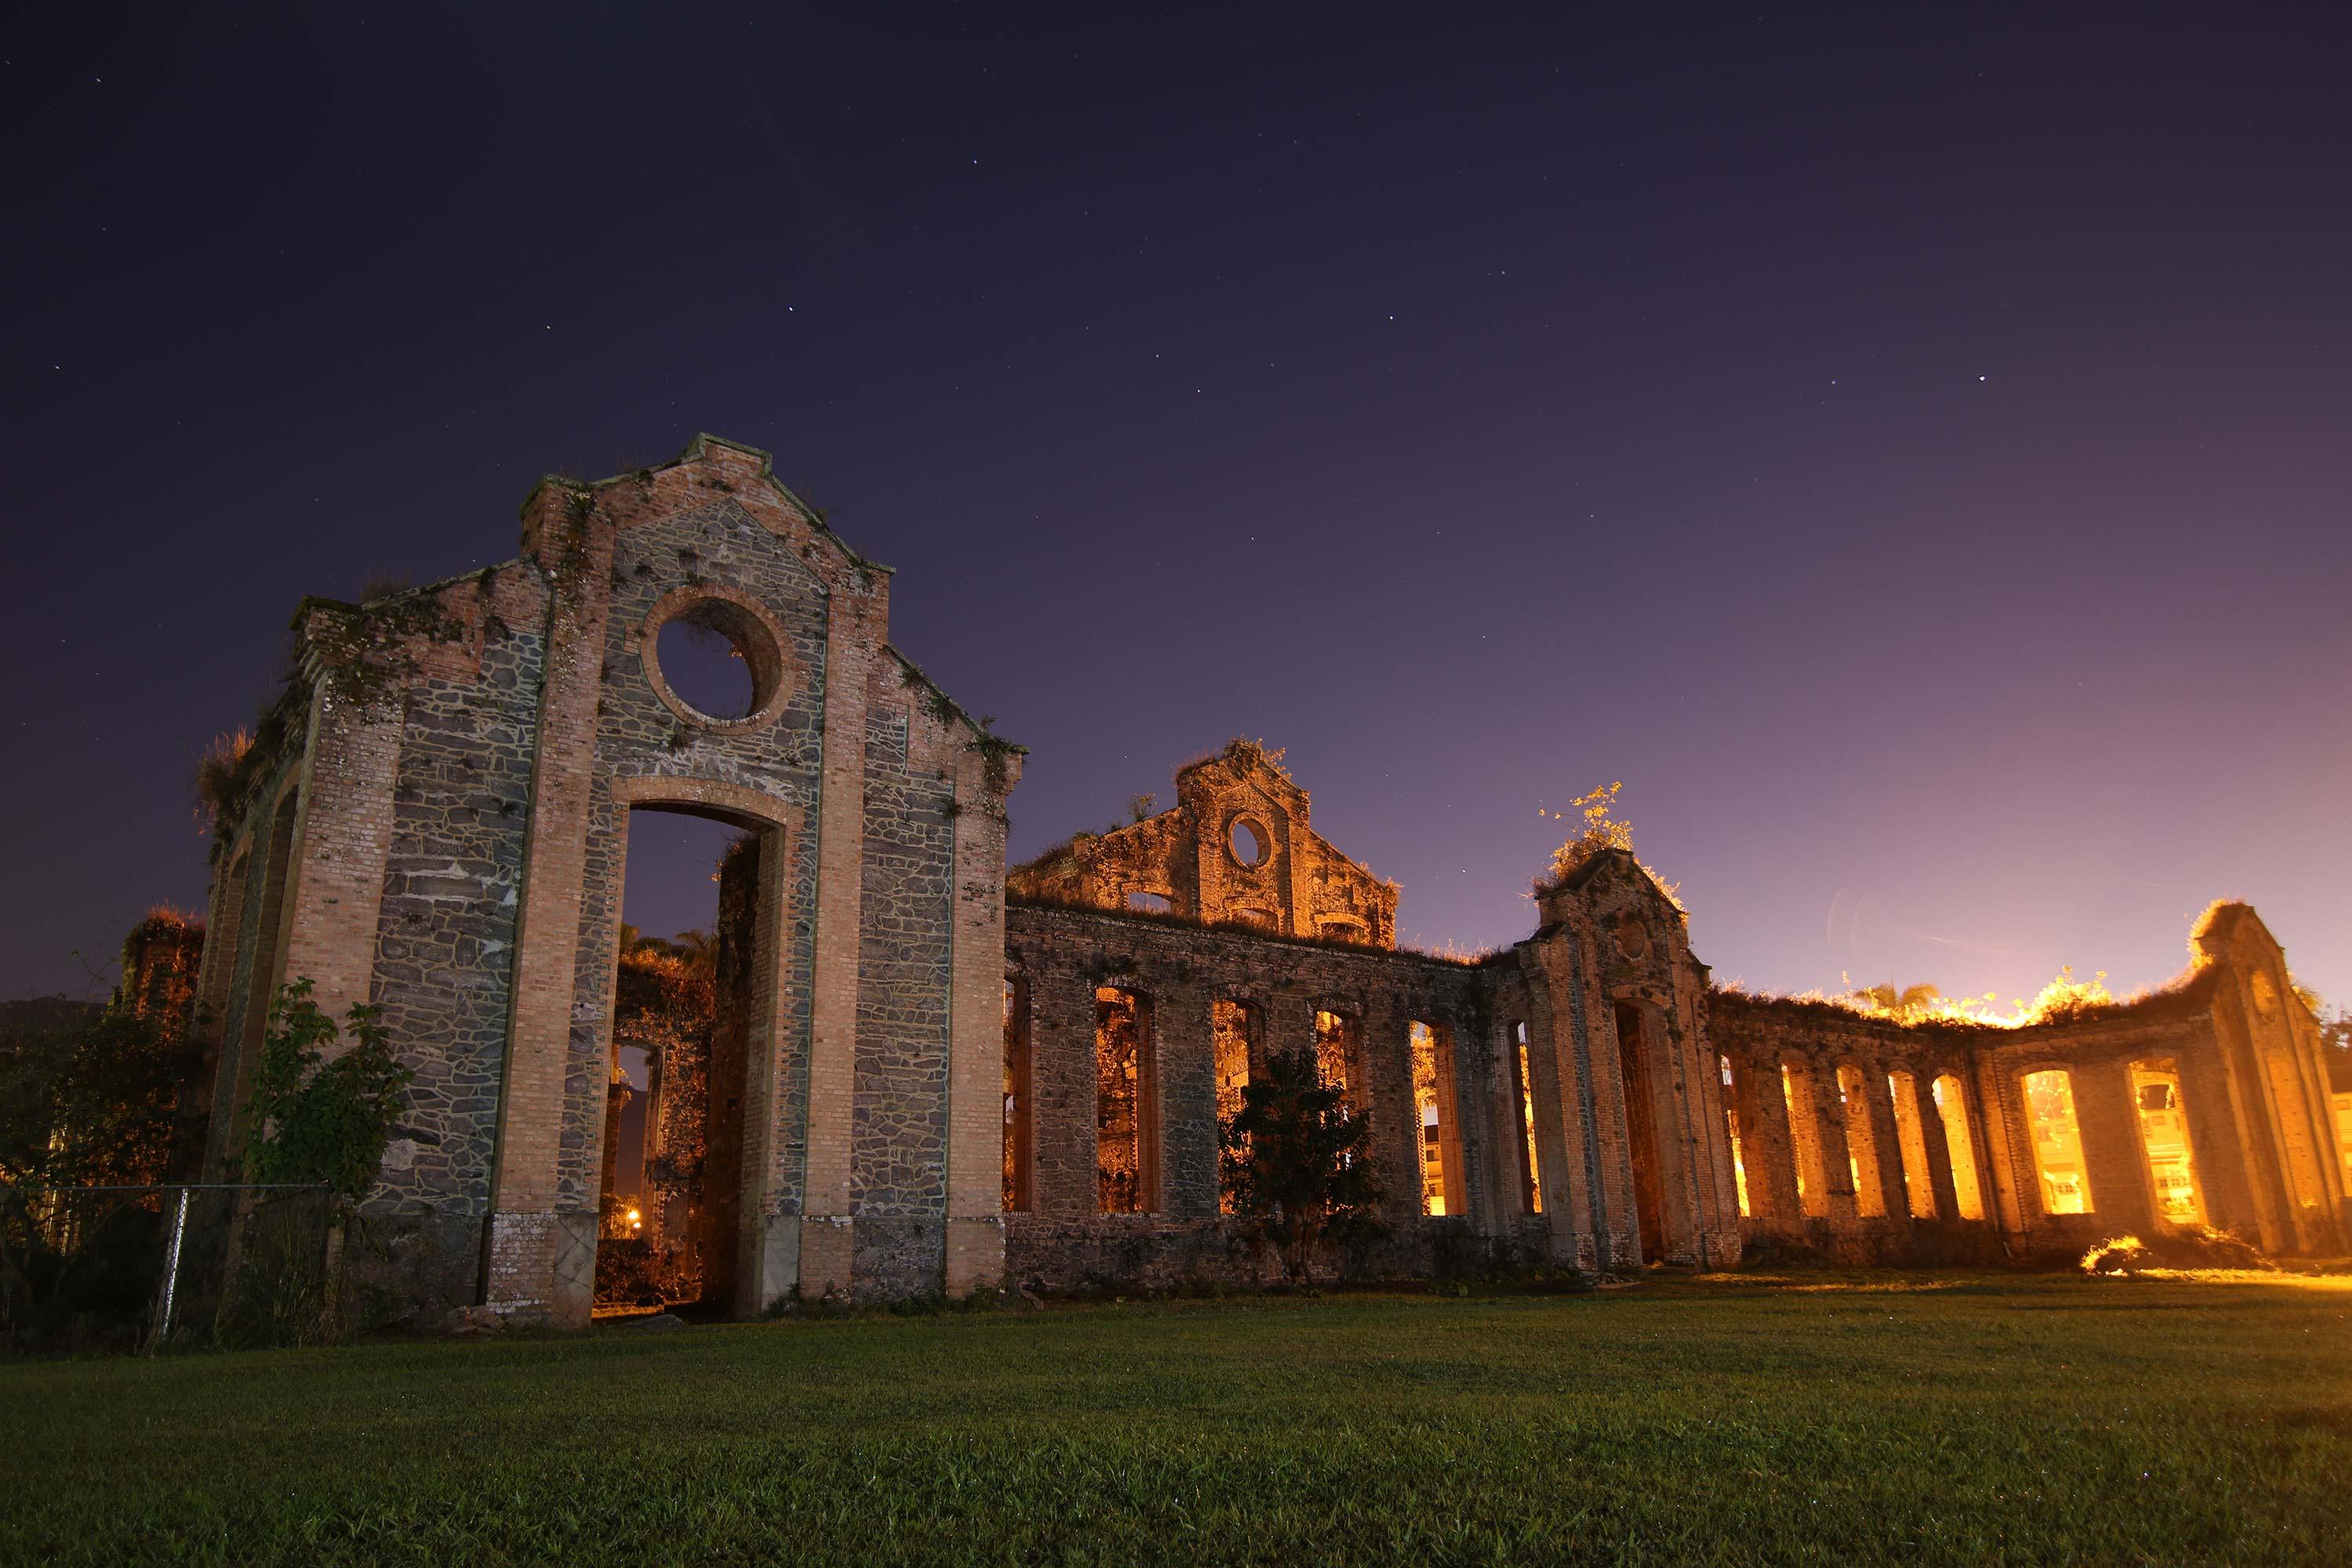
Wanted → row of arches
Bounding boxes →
[1000,975,1472,1221]
[1719,1045,2211,1239]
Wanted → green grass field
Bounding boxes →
[5,1272,2349,1565]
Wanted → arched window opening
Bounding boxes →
[1722,1054,1751,1218]
[1781,1062,1828,1218]
[1886,1071,1937,1219]
[2130,1059,2205,1226]
[1003,977,1032,1212]
[1313,1009,1361,1103]
[1095,988,1156,1213]
[1615,1004,1668,1260]
[2022,1069,2092,1216]
[1211,1000,1256,1214]
[1409,1022,1462,1216]
[1510,1021,1541,1214]
[1124,889,1172,914]
[1929,1074,1985,1221]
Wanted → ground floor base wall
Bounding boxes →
[1004,1214,1581,1294]
[333,1211,488,1330]
[849,1216,946,1303]
[1740,1216,2007,1268]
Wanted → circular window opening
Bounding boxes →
[656,616,755,719]
[1229,816,1271,869]
[645,594,786,730]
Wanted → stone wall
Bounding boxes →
[1004,902,1491,1256]
[193,434,1018,1327]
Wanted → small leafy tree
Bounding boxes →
[0,1005,198,1190]
[1218,1049,1385,1285]
[243,980,413,1208]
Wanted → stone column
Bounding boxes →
[1918,1069,1964,1225]
[943,745,1019,1293]
[1151,978,1220,1220]
[797,589,874,1298]
[1365,1000,1423,1226]
[1806,1055,1861,1223]
[1519,937,1611,1269]
[2074,1057,2152,1234]
[1737,1055,1805,1235]
[486,485,615,1327]
[1853,1058,1910,1221]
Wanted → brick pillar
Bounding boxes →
[1806,1056,1861,1222]
[943,745,1019,1293]
[2075,1058,2151,1234]
[2177,1039,2255,1240]
[1479,1012,1535,1236]
[486,485,614,1327]
[798,590,874,1298]
[1853,1058,1909,1221]
[1738,1055,1805,1234]
[1918,1070,1964,1224]
[1366,1002,1422,1226]
[277,668,402,1036]
[1973,1054,2031,1240]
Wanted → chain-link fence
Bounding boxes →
[0,1183,333,1356]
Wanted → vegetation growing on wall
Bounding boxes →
[242,980,413,1207]
[1541,782,1685,910]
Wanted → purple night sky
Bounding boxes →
[3,6,2345,1014]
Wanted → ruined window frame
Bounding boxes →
[1094,986,1159,1214]
[1003,974,1033,1213]
[2020,1066,2094,1218]
[1509,1020,1542,1214]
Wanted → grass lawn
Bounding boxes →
[5,1272,2350,1565]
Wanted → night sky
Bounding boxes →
[5,6,2347,1014]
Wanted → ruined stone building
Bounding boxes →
[184,435,2350,1325]
[191,437,1017,1327]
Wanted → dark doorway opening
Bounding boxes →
[594,808,760,1317]
[1614,1002,1668,1264]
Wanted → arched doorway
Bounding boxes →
[594,782,791,1317]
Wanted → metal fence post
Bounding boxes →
[149,1186,192,1354]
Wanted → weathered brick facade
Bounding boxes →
[193,436,1018,1325]
[188,432,2349,1323]
[1008,740,1397,945]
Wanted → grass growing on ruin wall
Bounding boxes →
[4,1274,2349,1565]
